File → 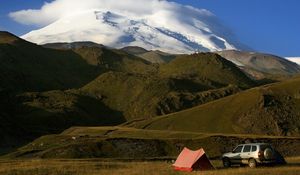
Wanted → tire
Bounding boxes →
[248,159,257,168]
[264,148,274,160]
[223,158,231,168]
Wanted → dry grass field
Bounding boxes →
[0,157,299,175]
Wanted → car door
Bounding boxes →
[241,145,252,163]
[231,145,244,163]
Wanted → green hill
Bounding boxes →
[82,71,242,120]
[0,89,125,154]
[81,53,254,119]
[159,53,255,89]
[0,32,156,92]
[73,47,156,74]
[129,77,300,136]
[0,32,102,92]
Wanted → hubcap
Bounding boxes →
[249,160,256,168]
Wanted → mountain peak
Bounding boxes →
[20,2,247,54]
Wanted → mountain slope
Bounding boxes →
[73,46,157,74]
[81,53,254,119]
[0,32,101,92]
[159,53,254,88]
[121,46,177,63]
[216,50,300,80]
[0,31,157,92]
[0,32,257,155]
[129,76,300,136]
[0,89,125,154]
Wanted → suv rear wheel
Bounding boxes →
[248,159,257,168]
[223,158,231,168]
[264,148,274,160]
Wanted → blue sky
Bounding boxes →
[0,0,299,56]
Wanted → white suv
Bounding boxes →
[222,143,277,168]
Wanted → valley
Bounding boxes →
[0,31,300,174]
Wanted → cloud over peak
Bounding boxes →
[9,0,247,53]
[10,0,213,26]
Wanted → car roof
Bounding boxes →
[237,143,270,146]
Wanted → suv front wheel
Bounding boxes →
[223,158,231,168]
[248,159,257,168]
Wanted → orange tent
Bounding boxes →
[173,147,214,172]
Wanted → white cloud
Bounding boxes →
[9,0,214,26]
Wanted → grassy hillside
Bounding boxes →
[136,50,177,63]
[121,46,178,63]
[0,89,125,155]
[159,53,254,89]
[0,32,102,92]
[0,32,157,92]
[0,32,258,155]
[81,53,255,119]
[129,77,300,136]
[82,71,241,119]
[73,47,157,74]
[4,126,300,159]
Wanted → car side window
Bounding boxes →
[251,145,257,152]
[233,146,243,153]
[243,145,251,152]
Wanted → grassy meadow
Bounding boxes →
[0,157,299,175]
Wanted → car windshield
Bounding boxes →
[233,145,243,153]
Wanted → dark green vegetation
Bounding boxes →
[1,31,300,161]
[129,77,300,136]
[0,32,101,92]
[4,127,300,159]
[0,31,256,154]
[82,53,253,119]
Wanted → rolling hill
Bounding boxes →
[81,53,255,119]
[0,31,100,92]
[159,53,254,89]
[0,89,125,154]
[0,31,258,155]
[2,31,300,159]
[0,31,156,92]
[129,76,300,136]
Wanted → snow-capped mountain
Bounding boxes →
[286,57,300,65]
[20,0,247,54]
